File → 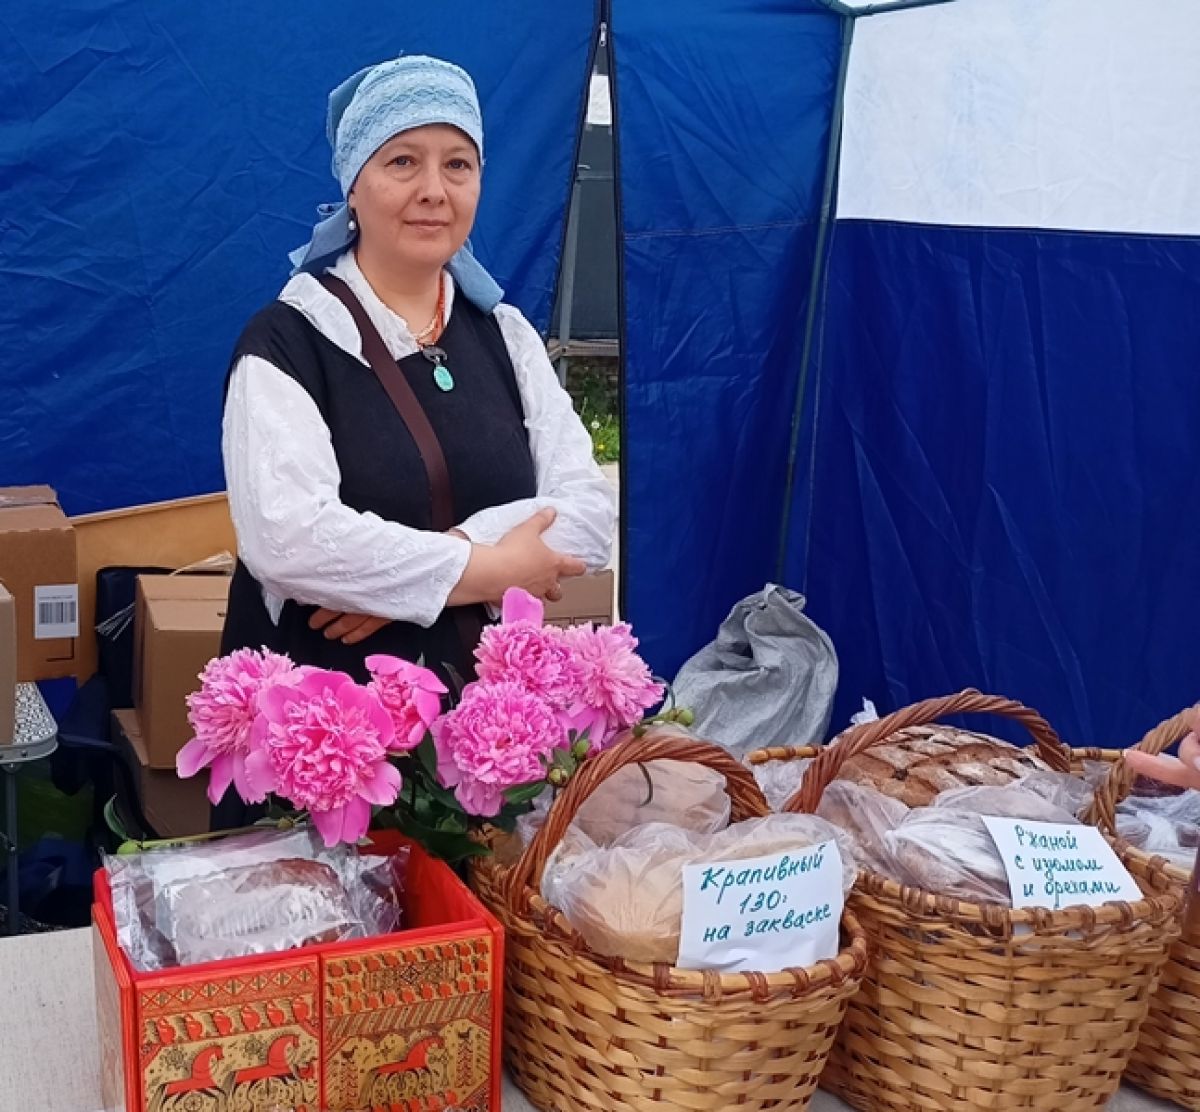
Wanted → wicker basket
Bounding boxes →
[1086,708,1200,1110]
[470,730,870,1111]
[750,689,1183,1111]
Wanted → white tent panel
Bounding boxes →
[836,0,1200,235]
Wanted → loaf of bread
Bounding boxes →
[542,814,855,965]
[883,782,1080,902]
[161,858,360,965]
[835,725,1052,807]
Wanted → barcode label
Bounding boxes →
[34,584,79,639]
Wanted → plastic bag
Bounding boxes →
[752,757,810,812]
[816,780,909,875]
[1013,770,1096,819]
[673,585,838,757]
[105,826,407,970]
[542,813,856,964]
[495,751,732,866]
[885,783,1080,903]
[1116,789,1200,869]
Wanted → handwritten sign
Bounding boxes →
[981,817,1142,911]
[676,841,844,973]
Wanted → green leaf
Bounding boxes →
[414,736,441,781]
[503,781,547,807]
[381,810,488,864]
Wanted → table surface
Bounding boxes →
[0,927,1175,1112]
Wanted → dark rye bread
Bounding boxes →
[834,724,1052,807]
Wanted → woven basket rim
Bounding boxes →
[477,853,871,999]
[842,836,1181,932]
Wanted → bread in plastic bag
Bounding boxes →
[160,858,359,966]
[105,825,407,970]
[493,752,732,866]
[1116,788,1200,869]
[1014,769,1096,819]
[542,813,857,964]
[816,779,909,874]
[885,783,1080,903]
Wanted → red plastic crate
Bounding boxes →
[92,831,504,1111]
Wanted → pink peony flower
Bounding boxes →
[474,612,580,712]
[431,679,567,817]
[176,648,297,806]
[365,654,447,751]
[559,623,664,749]
[244,668,401,846]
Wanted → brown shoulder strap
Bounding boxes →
[317,273,455,532]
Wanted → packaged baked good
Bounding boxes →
[882,782,1081,903]
[493,753,732,867]
[1116,787,1200,869]
[542,814,856,964]
[816,780,908,874]
[160,858,360,965]
[105,825,407,970]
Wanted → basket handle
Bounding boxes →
[786,688,1070,814]
[503,728,770,903]
[1085,706,1197,834]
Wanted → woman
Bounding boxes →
[215,55,615,823]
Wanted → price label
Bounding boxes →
[982,817,1142,911]
[677,841,844,973]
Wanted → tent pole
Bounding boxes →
[775,10,855,584]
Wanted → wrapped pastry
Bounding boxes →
[816,780,908,874]
[883,782,1081,903]
[1116,788,1200,869]
[542,814,856,964]
[494,755,732,866]
[105,826,407,970]
[160,858,360,965]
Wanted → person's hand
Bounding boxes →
[493,507,586,602]
[1124,706,1200,790]
[309,608,391,645]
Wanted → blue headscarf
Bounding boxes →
[289,55,503,313]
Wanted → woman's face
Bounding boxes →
[349,123,480,272]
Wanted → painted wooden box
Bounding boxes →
[92,832,503,1112]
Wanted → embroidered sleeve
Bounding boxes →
[223,354,471,627]
[454,305,616,570]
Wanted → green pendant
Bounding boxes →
[433,363,455,392]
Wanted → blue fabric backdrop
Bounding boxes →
[611,0,842,678]
[793,220,1200,741]
[0,0,596,514]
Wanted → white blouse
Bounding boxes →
[222,251,616,628]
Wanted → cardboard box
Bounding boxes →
[71,492,237,682]
[0,486,78,681]
[0,584,15,744]
[93,831,504,1112]
[133,574,230,768]
[112,708,210,839]
[543,569,616,628]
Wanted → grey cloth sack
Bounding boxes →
[673,585,838,758]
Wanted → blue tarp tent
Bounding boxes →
[5,0,1198,742]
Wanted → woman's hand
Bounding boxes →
[491,507,586,600]
[1124,706,1200,790]
[309,608,391,645]
[448,507,586,606]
